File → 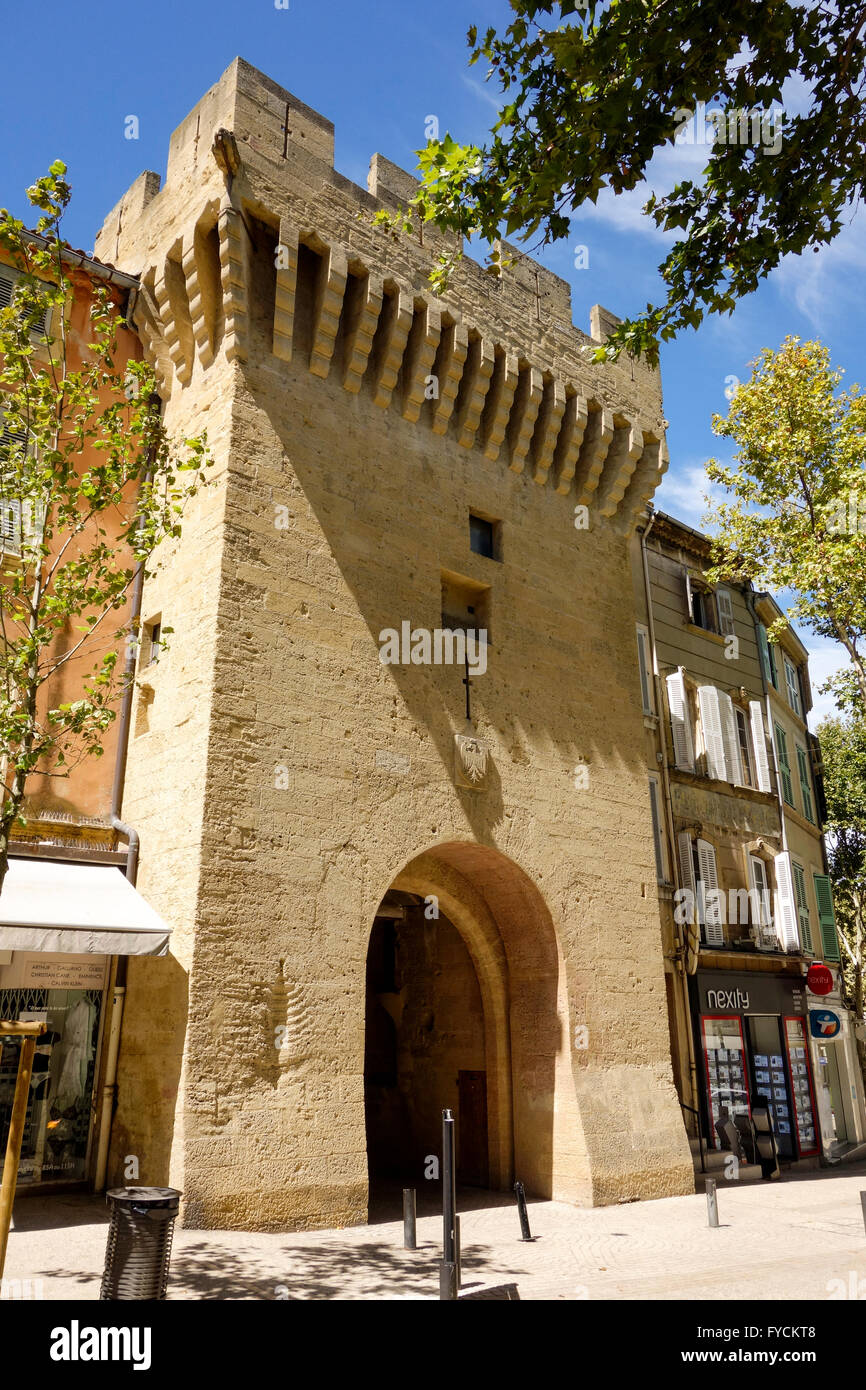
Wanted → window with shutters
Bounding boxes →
[748,854,776,947]
[791,862,813,952]
[774,722,795,806]
[635,624,654,715]
[716,587,736,637]
[757,622,778,689]
[749,701,773,792]
[796,745,814,822]
[0,266,50,340]
[665,669,695,771]
[647,775,668,882]
[812,873,841,962]
[0,497,22,554]
[697,684,741,784]
[784,654,803,717]
[735,707,754,787]
[683,572,734,637]
[695,837,724,946]
[774,852,801,952]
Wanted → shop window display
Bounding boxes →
[0,987,103,1184]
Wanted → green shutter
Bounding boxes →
[813,873,840,962]
[757,623,778,689]
[796,746,814,822]
[775,723,794,805]
[791,862,812,951]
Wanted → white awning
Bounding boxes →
[0,857,171,956]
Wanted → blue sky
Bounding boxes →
[1,0,860,722]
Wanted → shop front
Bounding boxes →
[0,855,170,1191]
[807,973,866,1156]
[695,969,819,1162]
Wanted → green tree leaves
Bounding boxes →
[0,166,211,885]
[401,1,866,365]
[704,337,866,711]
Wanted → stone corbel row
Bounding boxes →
[138,203,666,528]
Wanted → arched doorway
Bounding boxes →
[363,843,569,1217]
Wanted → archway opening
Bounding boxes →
[364,891,489,1215]
[363,842,568,1221]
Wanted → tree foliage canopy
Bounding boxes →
[0,163,210,884]
[405,0,866,364]
[704,337,866,712]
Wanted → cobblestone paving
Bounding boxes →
[4,1164,866,1301]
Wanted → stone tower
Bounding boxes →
[95,57,693,1229]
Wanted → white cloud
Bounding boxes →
[774,208,866,329]
[654,462,724,529]
[459,72,503,113]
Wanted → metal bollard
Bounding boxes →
[439,1108,458,1300]
[455,1213,462,1288]
[100,1187,181,1300]
[514,1180,533,1241]
[403,1188,417,1250]
[706,1177,720,1228]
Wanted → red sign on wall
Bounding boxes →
[806,962,834,996]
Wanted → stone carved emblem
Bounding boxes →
[454,729,489,789]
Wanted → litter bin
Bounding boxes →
[100,1187,182,1300]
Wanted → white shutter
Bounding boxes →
[697,838,724,945]
[774,852,800,952]
[749,701,772,792]
[716,587,735,636]
[666,670,695,771]
[683,569,694,620]
[718,690,742,784]
[698,685,727,780]
[749,855,776,946]
[677,830,697,923]
[0,497,21,551]
[635,625,654,714]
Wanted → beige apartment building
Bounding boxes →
[632,510,866,1182]
[88,58,696,1230]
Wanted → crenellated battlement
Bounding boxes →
[95,57,668,531]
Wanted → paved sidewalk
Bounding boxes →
[4,1164,866,1300]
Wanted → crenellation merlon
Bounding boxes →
[93,57,667,527]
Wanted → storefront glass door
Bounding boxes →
[746,1014,796,1159]
[815,1041,847,1145]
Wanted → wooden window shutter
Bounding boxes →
[647,777,665,881]
[796,746,814,822]
[666,670,695,771]
[749,701,773,792]
[696,838,724,946]
[718,689,742,784]
[677,831,697,922]
[0,497,21,551]
[683,568,694,621]
[716,587,735,637]
[635,625,654,715]
[812,874,841,962]
[757,622,777,688]
[774,852,801,952]
[774,722,794,805]
[791,861,813,952]
[698,685,727,781]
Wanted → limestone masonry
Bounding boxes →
[94,57,693,1229]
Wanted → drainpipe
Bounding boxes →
[95,428,152,1190]
[640,510,701,1127]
